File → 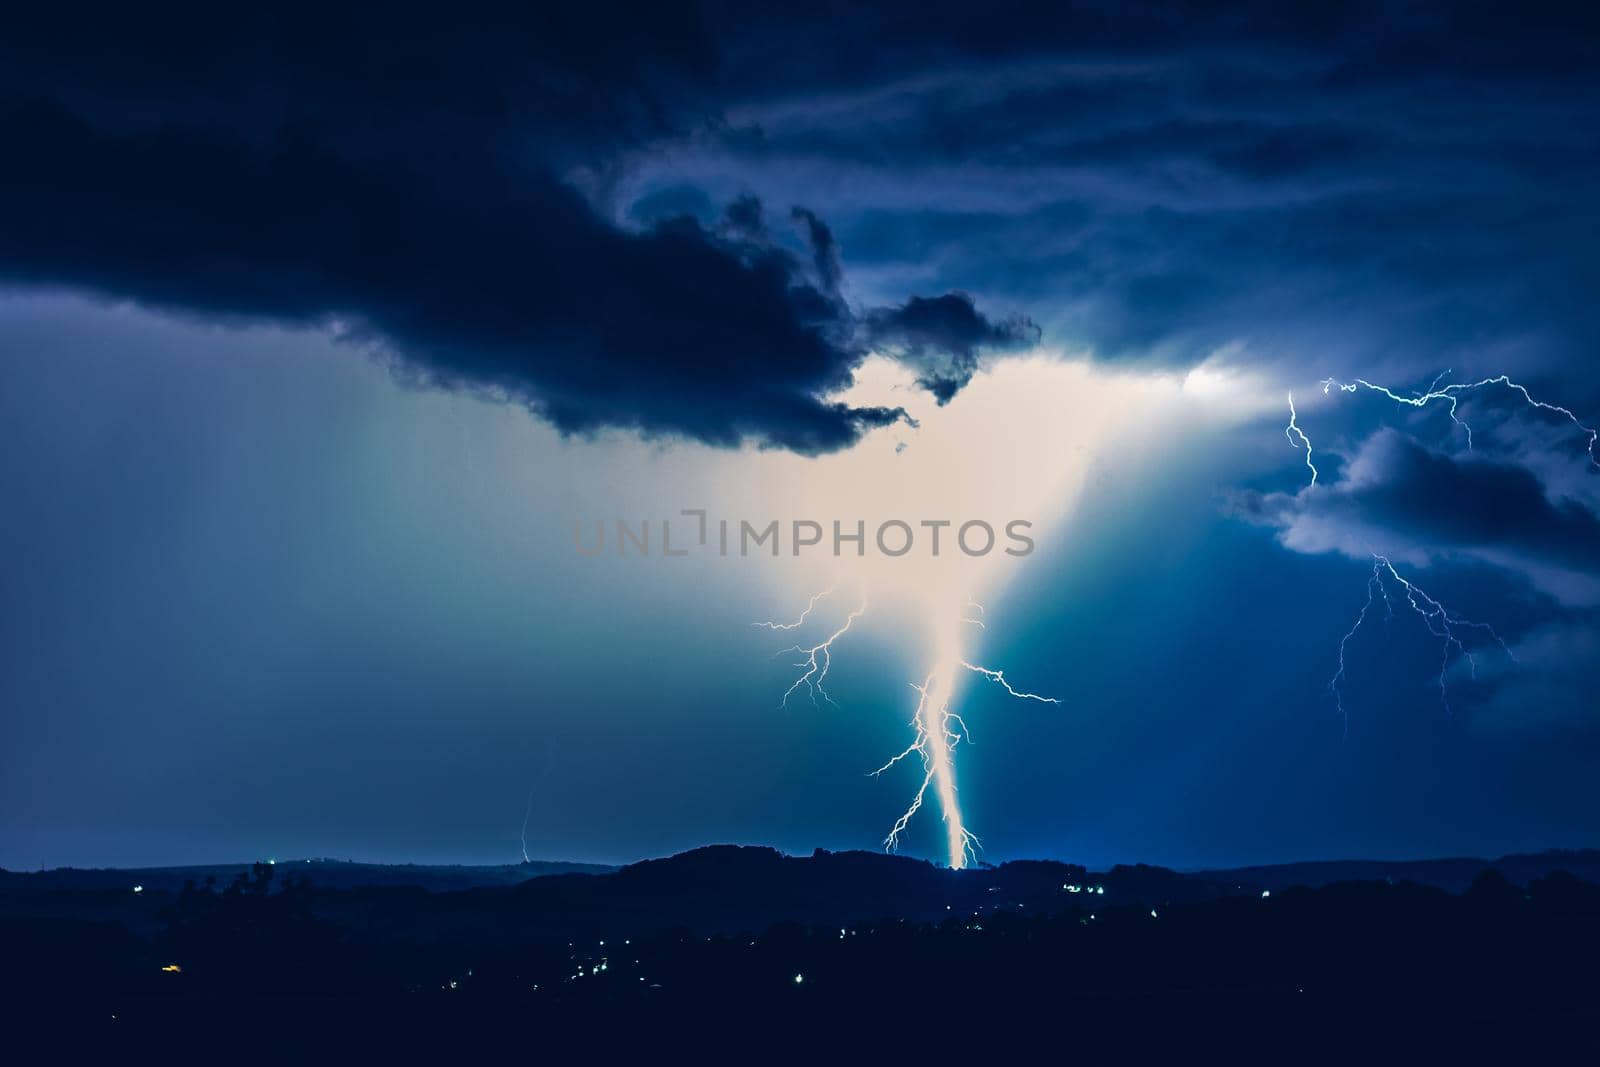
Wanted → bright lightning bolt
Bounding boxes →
[762,592,1058,869]
[1285,391,1318,485]
[875,660,978,869]
[1320,373,1600,467]
[1287,372,1599,492]
[877,620,1060,870]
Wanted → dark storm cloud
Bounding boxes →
[6,2,1600,447]
[625,1,1600,406]
[0,96,919,453]
[0,3,1045,455]
[1228,429,1600,603]
[722,195,770,240]
[789,208,844,296]
[862,294,1041,403]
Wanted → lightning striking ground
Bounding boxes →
[764,591,1058,869]
[874,660,979,868]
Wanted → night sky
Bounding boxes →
[4,2,1599,872]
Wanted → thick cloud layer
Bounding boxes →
[616,2,1600,406]
[4,2,1598,448]
[863,294,1040,403]
[1229,429,1600,605]
[0,3,1036,454]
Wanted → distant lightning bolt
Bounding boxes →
[1330,555,1515,733]
[775,594,867,709]
[1285,392,1318,485]
[515,750,554,864]
[1375,556,1515,697]
[519,788,534,864]
[762,592,1057,869]
[1329,562,1383,735]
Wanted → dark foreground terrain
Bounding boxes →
[5,846,1600,1058]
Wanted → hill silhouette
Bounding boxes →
[6,845,1600,1056]
[0,856,612,894]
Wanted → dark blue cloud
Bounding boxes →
[5,1,1600,443]
[603,1,1600,406]
[863,293,1040,403]
[0,2,1047,454]
[0,95,915,453]
[1228,428,1600,603]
